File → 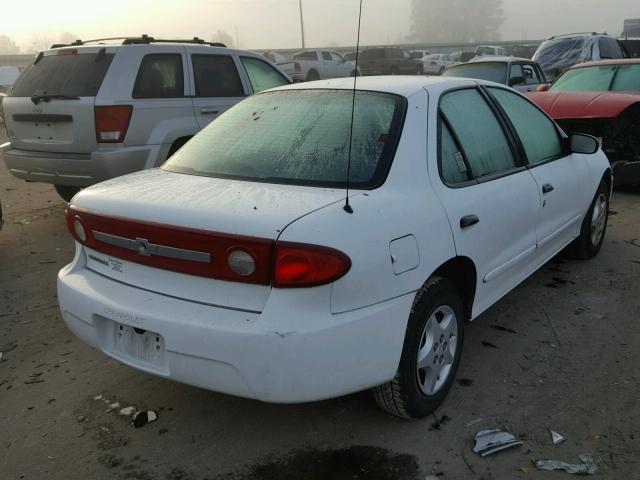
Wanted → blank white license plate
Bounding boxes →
[113,323,166,367]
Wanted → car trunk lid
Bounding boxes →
[70,168,350,312]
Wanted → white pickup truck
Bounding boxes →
[278,49,360,82]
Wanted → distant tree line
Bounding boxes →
[411,0,504,43]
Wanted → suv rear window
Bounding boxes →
[10,51,113,97]
[443,63,507,83]
[163,89,407,189]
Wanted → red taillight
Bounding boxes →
[294,62,301,72]
[273,242,351,288]
[66,207,351,288]
[95,105,133,143]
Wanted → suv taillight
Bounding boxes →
[95,105,132,143]
[294,62,301,72]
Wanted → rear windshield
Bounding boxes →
[550,64,640,92]
[163,89,406,189]
[443,63,507,83]
[10,51,114,97]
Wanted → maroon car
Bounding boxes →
[528,59,640,186]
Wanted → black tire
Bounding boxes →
[350,70,360,77]
[566,180,610,260]
[438,67,445,75]
[54,185,81,203]
[166,137,191,161]
[373,277,465,419]
[306,70,320,81]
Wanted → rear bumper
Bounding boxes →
[1,143,162,187]
[57,258,412,403]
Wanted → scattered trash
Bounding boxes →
[465,418,483,428]
[586,435,599,445]
[119,406,136,416]
[473,429,523,457]
[108,402,120,410]
[550,429,567,445]
[93,394,103,401]
[517,467,529,473]
[131,410,158,428]
[534,454,597,475]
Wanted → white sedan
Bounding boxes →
[421,54,456,75]
[58,77,611,419]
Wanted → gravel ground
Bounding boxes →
[1,131,639,479]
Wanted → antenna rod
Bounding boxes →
[344,0,363,215]
[299,0,306,49]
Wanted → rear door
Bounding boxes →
[3,47,115,153]
[430,87,541,315]
[486,87,587,253]
[188,51,248,128]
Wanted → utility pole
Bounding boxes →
[299,0,306,49]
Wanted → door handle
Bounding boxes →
[200,108,220,115]
[542,183,554,194]
[460,215,480,229]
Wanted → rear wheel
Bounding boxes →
[306,70,320,81]
[374,277,465,419]
[566,180,609,259]
[439,67,445,75]
[54,185,81,203]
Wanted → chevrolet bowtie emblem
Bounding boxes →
[135,238,152,256]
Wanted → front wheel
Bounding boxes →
[374,277,465,419]
[54,185,81,203]
[566,179,610,259]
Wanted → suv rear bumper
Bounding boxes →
[1,143,162,186]
[57,259,412,403]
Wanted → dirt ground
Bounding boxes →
[1,129,639,479]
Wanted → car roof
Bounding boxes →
[469,56,535,64]
[270,75,478,97]
[571,58,640,68]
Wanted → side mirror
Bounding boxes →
[509,76,526,86]
[536,84,550,92]
[570,133,599,155]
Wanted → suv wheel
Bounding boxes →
[306,70,320,81]
[54,185,81,203]
[373,277,465,419]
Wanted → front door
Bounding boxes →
[188,51,248,128]
[486,87,588,253]
[431,87,542,316]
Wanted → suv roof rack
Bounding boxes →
[50,35,226,49]
[549,32,605,39]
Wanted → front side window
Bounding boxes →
[489,88,563,165]
[330,52,344,62]
[163,90,406,189]
[549,65,617,92]
[192,55,244,98]
[522,64,542,84]
[322,52,332,61]
[240,57,289,93]
[599,38,623,59]
[133,54,184,99]
[440,89,516,179]
[443,63,508,84]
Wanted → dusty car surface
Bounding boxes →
[528,59,640,186]
[443,57,548,92]
[58,76,611,419]
[0,36,291,202]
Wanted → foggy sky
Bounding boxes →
[4,0,639,51]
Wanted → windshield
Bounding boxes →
[550,64,640,92]
[10,51,114,97]
[163,89,407,189]
[443,63,507,83]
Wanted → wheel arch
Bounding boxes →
[167,136,193,160]
[430,256,477,321]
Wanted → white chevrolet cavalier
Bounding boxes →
[58,77,611,419]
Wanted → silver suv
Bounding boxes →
[0,36,291,201]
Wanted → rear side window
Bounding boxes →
[133,54,184,99]
[440,89,516,179]
[192,55,244,97]
[294,51,318,61]
[322,52,332,61]
[163,89,406,189]
[488,88,563,165]
[240,57,289,93]
[10,51,113,97]
[599,38,623,59]
[440,121,470,184]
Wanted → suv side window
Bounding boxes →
[488,87,563,165]
[240,57,289,93]
[133,54,184,99]
[330,52,344,62]
[322,51,332,61]
[440,89,517,179]
[522,64,541,84]
[599,37,623,59]
[192,55,244,97]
